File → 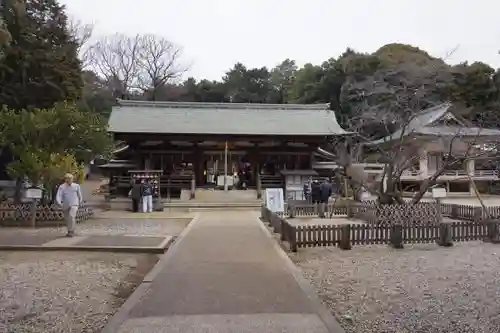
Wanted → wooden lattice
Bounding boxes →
[0,203,93,223]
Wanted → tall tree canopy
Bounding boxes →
[0,0,82,110]
[82,38,500,137]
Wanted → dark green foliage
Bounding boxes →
[0,0,82,110]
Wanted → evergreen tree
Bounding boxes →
[0,0,82,110]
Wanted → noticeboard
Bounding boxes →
[432,187,447,198]
[25,188,43,199]
[265,188,285,213]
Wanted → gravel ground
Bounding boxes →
[0,251,158,333]
[3,218,192,237]
[290,242,500,333]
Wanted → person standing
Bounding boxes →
[56,173,83,237]
[140,179,153,213]
[130,179,141,212]
[319,178,333,218]
[311,180,321,212]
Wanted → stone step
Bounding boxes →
[188,207,261,212]
[193,189,259,202]
[164,201,262,208]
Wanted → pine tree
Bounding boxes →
[0,0,83,110]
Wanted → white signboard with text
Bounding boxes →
[432,187,447,198]
[265,188,285,213]
[25,188,43,199]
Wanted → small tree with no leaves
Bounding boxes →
[334,101,500,205]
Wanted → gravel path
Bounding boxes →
[0,251,158,333]
[290,242,500,333]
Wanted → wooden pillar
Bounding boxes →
[249,143,259,187]
[193,145,203,187]
[308,143,317,169]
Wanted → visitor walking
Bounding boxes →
[140,179,154,213]
[56,173,83,237]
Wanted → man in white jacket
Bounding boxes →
[56,173,83,237]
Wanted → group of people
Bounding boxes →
[303,178,336,218]
[129,179,154,213]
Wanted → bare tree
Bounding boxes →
[136,34,185,100]
[88,34,141,98]
[330,46,500,205]
[88,33,185,100]
[334,102,499,206]
[68,18,94,68]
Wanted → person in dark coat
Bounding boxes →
[303,182,310,202]
[130,179,141,212]
[311,180,321,204]
[319,179,333,218]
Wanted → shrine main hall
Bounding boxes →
[105,99,349,194]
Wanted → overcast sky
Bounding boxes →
[60,0,500,81]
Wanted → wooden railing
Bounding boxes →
[110,173,194,198]
[401,169,499,177]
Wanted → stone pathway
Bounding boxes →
[104,211,342,333]
[0,215,191,253]
[0,231,172,253]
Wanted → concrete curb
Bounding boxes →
[253,212,346,333]
[0,242,172,254]
[100,213,201,333]
[93,216,194,220]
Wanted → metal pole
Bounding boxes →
[224,141,228,191]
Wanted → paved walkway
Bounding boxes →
[104,211,342,333]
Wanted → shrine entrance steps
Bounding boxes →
[166,189,262,211]
[193,188,259,202]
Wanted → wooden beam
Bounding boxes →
[113,132,328,144]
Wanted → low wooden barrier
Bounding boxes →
[260,206,500,252]
[0,203,94,226]
[440,203,500,221]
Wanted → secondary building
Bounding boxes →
[365,102,500,195]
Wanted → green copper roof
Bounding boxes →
[108,100,350,136]
[370,102,500,145]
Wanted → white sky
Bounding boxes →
[60,0,500,81]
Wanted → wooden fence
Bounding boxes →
[260,206,500,252]
[440,203,500,221]
[349,201,440,225]
[276,201,500,224]
[285,203,347,218]
[0,203,94,226]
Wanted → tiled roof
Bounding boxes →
[108,100,350,136]
[369,102,500,145]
